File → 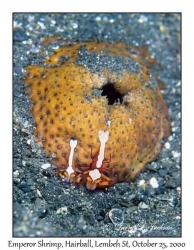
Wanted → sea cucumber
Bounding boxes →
[23,41,170,190]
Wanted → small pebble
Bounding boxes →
[27,15,35,22]
[158,169,168,177]
[41,163,51,169]
[109,209,124,225]
[72,22,78,29]
[37,21,46,29]
[149,177,159,188]
[146,162,158,172]
[138,202,149,209]
[138,179,146,187]
[50,20,56,26]
[95,16,101,22]
[168,135,173,141]
[13,170,20,178]
[37,189,43,198]
[56,206,68,215]
[172,151,180,158]
[38,208,47,219]
[138,15,148,23]
[22,160,26,166]
[13,21,22,28]
[30,46,40,53]
[159,24,166,32]
[27,139,31,145]
[165,142,171,149]
[23,121,29,128]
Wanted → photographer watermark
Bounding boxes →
[108,208,174,234]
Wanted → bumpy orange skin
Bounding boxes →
[23,41,170,189]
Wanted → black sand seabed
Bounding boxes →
[13,13,181,237]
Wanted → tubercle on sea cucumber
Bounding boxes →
[23,40,170,190]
